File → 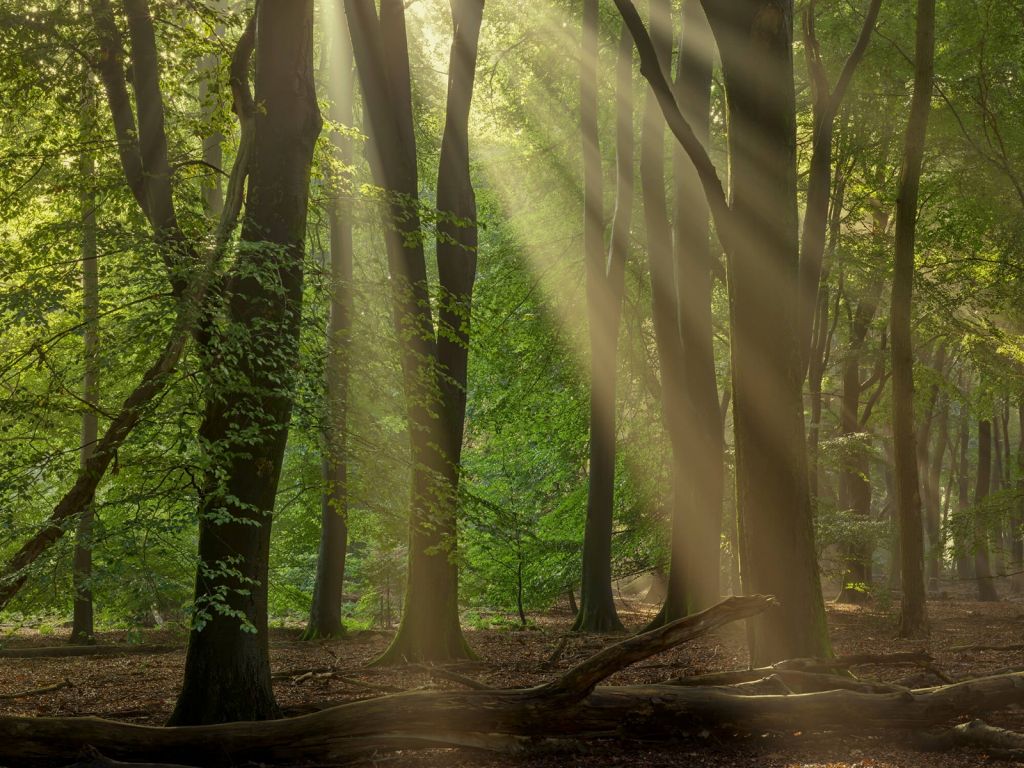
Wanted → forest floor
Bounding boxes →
[1,584,1024,767]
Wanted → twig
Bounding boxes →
[0,678,72,699]
[409,664,492,691]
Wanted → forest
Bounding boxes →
[1,0,1024,765]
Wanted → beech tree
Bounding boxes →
[344,0,485,663]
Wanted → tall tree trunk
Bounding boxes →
[641,0,695,629]
[72,63,99,646]
[613,0,830,662]
[890,0,935,638]
[575,14,633,633]
[702,0,831,664]
[170,0,321,724]
[974,419,999,601]
[673,0,722,618]
[305,2,355,642]
[346,0,482,663]
[574,0,624,634]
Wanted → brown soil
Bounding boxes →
[2,584,1023,767]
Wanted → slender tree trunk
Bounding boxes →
[72,64,99,646]
[1013,402,1024,594]
[925,395,950,590]
[702,0,831,664]
[574,0,624,634]
[170,0,321,724]
[305,3,355,642]
[992,405,1006,576]
[890,0,935,638]
[974,419,999,601]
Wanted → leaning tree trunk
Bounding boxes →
[974,419,999,602]
[71,60,99,646]
[701,0,831,664]
[304,1,356,643]
[890,0,935,638]
[575,17,633,632]
[170,0,321,725]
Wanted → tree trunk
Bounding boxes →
[304,2,356,642]
[701,0,831,664]
[169,0,321,724]
[345,0,480,663]
[640,0,691,630]
[574,0,624,634]
[613,0,829,663]
[890,0,935,638]
[71,58,99,646]
[955,407,974,579]
[991,404,1006,576]
[973,419,999,602]
[924,395,950,591]
[836,287,881,604]
[672,0,722,618]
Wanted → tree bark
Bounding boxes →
[170,0,321,724]
[890,0,935,638]
[574,0,624,634]
[304,1,356,643]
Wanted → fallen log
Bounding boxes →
[920,718,1024,759]
[0,597,1021,767]
[0,645,178,659]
